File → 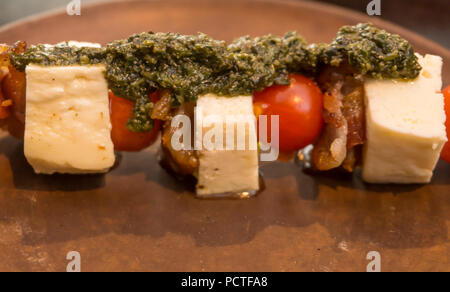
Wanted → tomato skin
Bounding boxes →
[109,92,161,152]
[441,85,450,163]
[253,74,323,153]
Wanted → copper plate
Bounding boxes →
[0,0,449,272]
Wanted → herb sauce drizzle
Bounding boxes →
[11,23,421,132]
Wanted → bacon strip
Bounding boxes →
[341,85,365,172]
[0,42,27,139]
[312,84,349,171]
[0,45,11,122]
[160,102,198,176]
[312,65,366,172]
[151,89,173,121]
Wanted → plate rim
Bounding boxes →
[0,0,448,57]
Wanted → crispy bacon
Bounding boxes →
[341,147,359,172]
[312,65,365,172]
[341,78,365,149]
[0,44,10,66]
[312,84,348,171]
[0,67,11,120]
[0,42,27,139]
[160,102,198,176]
[151,89,173,121]
[0,45,11,122]
[154,90,200,176]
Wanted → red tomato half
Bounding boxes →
[441,85,450,163]
[109,92,161,152]
[253,74,323,153]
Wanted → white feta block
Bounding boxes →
[362,54,447,183]
[24,64,115,174]
[195,94,259,196]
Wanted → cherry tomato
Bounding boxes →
[441,85,450,163]
[253,74,323,153]
[109,92,161,152]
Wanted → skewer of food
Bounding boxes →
[0,23,448,198]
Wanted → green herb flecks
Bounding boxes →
[320,23,422,80]
[10,23,422,133]
[11,42,105,71]
[127,95,154,132]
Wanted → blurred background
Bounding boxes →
[0,0,448,48]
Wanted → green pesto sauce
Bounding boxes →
[11,23,421,133]
[319,23,422,80]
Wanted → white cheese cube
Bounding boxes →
[195,94,259,196]
[44,41,101,49]
[362,54,447,183]
[24,64,115,174]
[66,41,101,48]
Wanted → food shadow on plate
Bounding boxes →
[429,160,450,186]
[294,151,425,195]
[261,156,448,250]
[263,154,424,200]
[107,142,197,194]
[308,168,425,195]
[0,137,106,192]
[0,136,447,251]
